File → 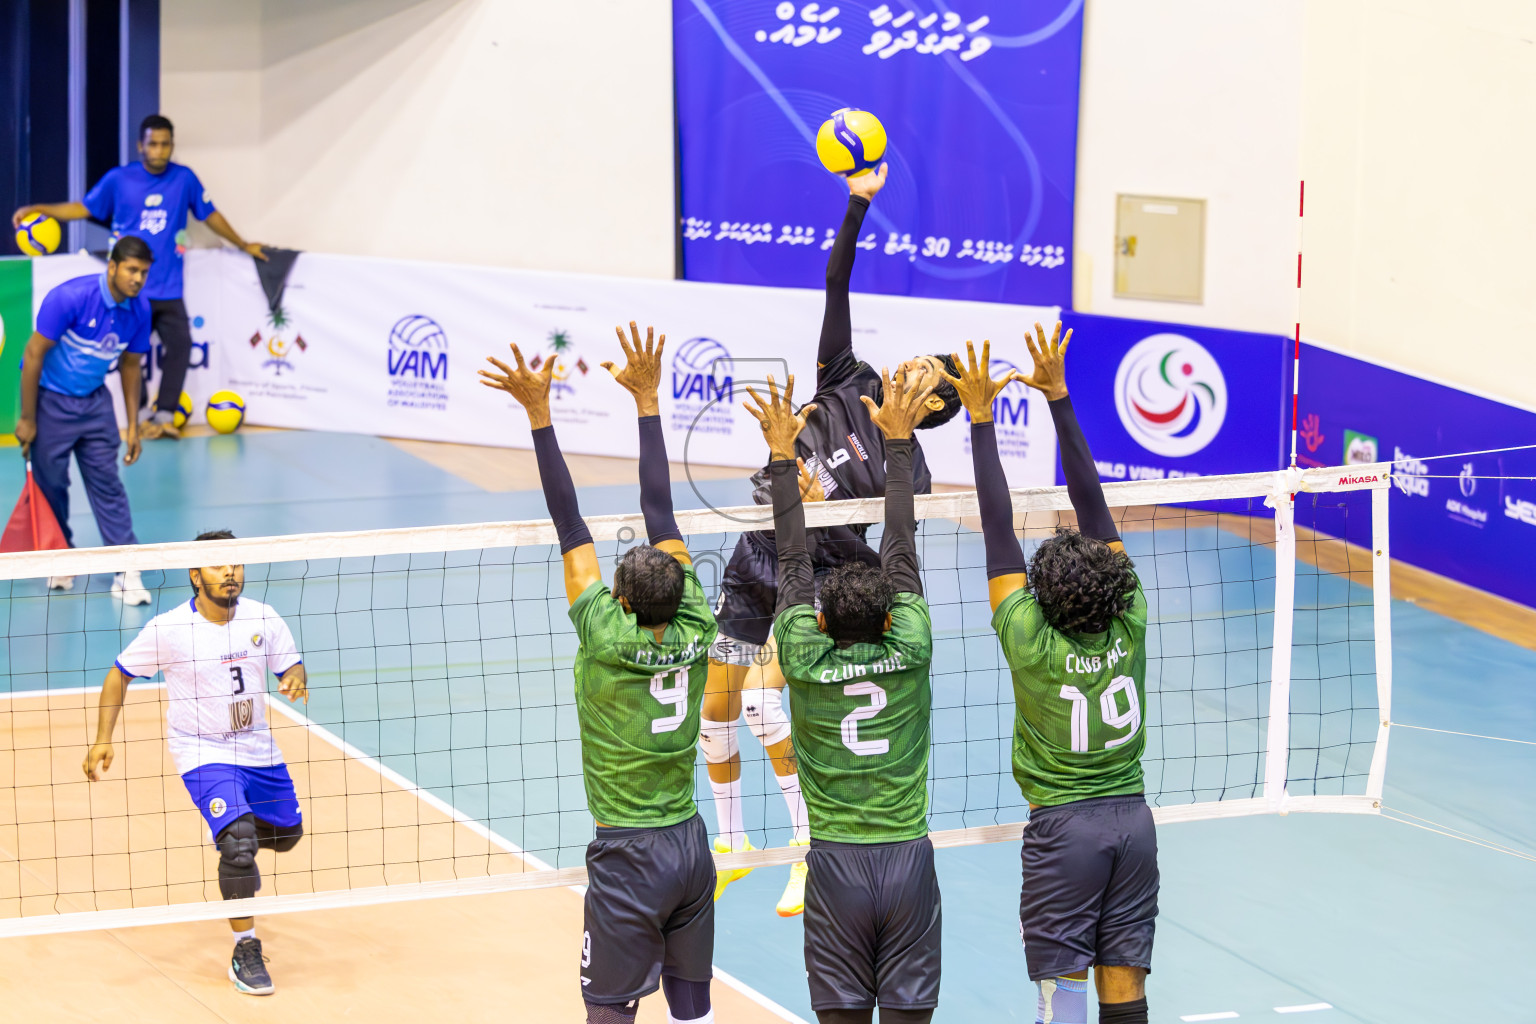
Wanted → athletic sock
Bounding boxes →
[709,778,746,848]
[775,772,811,844]
[1098,997,1148,1024]
[232,927,255,945]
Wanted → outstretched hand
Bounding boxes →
[848,162,889,201]
[479,342,556,427]
[941,339,1015,425]
[1011,321,1071,401]
[601,321,665,416]
[859,367,935,442]
[743,375,816,461]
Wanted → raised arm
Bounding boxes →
[817,165,887,385]
[603,321,689,565]
[1014,322,1123,553]
[943,340,1030,610]
[479,343,601,604]
[858,368,933,596]
[744,376,818,613]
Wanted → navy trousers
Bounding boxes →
[32,387,138,548]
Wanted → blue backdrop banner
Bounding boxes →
[1057,313,1291,482]
[673,0,1084,306]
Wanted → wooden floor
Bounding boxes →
[0,687,786,1023]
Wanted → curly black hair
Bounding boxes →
[1029,528,1138,635]
[613,545,685,626]
[818,562,895,647]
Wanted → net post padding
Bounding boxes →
[1263,490,1296,808]
[1366,484,1393,800]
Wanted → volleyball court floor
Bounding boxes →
[1,429,1531,1022]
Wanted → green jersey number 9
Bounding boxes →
[649,666,690,734]
[1059,676,1141,753]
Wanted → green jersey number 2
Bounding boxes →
[840,681,890,756]
[650,667,690,734]
[1059,676,1141,753]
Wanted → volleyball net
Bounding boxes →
[0,463,1392,936]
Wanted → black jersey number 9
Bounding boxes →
[230,665,245,694]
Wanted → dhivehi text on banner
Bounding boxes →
[673,1,1084,306]
[190,249,1060,489]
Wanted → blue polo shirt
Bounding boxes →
[34,273,153,397]
[82,161,216,301]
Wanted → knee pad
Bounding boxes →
[741,686,791,747]
[708,634,761,667]
[1098,997,1149,1024]
[215,814,261,901]
[256,818,303,854]
[1036,976,1088,1024]
[698,717,739,764]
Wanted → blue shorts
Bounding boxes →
[1019,794,1159,980]
[182,763,302,840]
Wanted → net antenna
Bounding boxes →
[0,464,1393,937]
[1290,179,1305,470]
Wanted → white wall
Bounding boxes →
[162,0,678,280]
[1300,0,1536,409]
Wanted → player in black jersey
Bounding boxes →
[701,163,964,916]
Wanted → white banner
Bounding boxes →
[186,249,1059,487]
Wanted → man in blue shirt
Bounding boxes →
[12,114,267,440]
[15,236,154,605]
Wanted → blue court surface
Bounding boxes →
[5,431,1532,1022]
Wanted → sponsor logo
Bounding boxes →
[1113,334,1227,457]
[1338,473,1382,485]
[1459,462,1476,497]
[1506,496,1536,526]
[387,315,449,411]
[1298,413,1325,453]
[138,208,168,235]
[95,331,121,354]
[1344,429,1378,465]
[144,194,163,207]
[530,329,589,400]
[251,633,263,648]
[1446,499,1487,525]
[209,797,228,818]
[1392,446,1429,497]
[846,432,869,462]
[250,306,307,375]
[670,337,734,437]
[175,228,189,257]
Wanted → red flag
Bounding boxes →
[1,464,68,553]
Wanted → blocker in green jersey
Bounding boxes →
[481,321,718,1024]
[945,329,1158,1024]
[748,369,942,1021]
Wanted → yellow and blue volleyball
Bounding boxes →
[815,108,887,178]
[206,390,245,434]
[15,213,61,256]
[172,391,195,429]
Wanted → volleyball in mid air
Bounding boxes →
[172,391,195,429]
[815,108,887,179]
[15,213,61,256]
[206,390,246,434]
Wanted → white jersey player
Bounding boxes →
[83,530,308,996]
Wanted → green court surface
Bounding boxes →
[4,431,1531,1021]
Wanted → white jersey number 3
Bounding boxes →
[649,667,690,734]
[1059,676,1141,753]
[840,681,890,756]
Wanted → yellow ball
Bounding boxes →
[172,391,195,429]
[206,390,246,434]
[15,213,61,256]
[815,108,887,178]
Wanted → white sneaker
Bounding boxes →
[47,575,76,591]
[112,570,151,606]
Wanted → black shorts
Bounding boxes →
[581,813,715,1003]
[804,835,942,1012]
[713,532,779,650]
[1019,794,1159,980]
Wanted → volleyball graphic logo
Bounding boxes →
[1113,334,1227,457]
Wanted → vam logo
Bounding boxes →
[671,337,734,404]
[1113,334,1227,457]
[388,315,448,380]
[984,358,1030,427]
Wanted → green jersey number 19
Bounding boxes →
[1059,676,1142,753]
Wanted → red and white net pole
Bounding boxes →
[1289,181,1304,469]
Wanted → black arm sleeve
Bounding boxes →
[817,195,870,385]
[636,415,682,545]
[1050,395,1120,543]
[880,439,921,596]
[770,458,816,614]
[532,425,594,554]
[810,525,882,569]
[970,421,1028,579]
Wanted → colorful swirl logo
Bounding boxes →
[1113,334,1227,457]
